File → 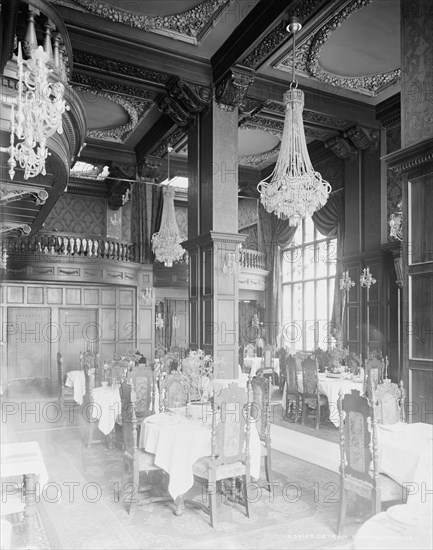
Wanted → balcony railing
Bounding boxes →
[7,233,136,263]
[240,249,266,270]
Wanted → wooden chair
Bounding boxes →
[277,348,287,392]
[244,343,255,358]
[301,357,328,430]
[57,352,75,408]
[189,383,251,527]
[262,345,275,385]
[119,381,169,515]
[284,355,301,422]
[155,344,166,360]
[250,374,272,491]
[161,372,189,411]
[127,365,156,420]
[336,389,406,534]
[373,379,406,425]
[80,351,101,393]
[363,357,383,399]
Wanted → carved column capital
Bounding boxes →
[137,156,161,182]
[158,77,212,127]
[344,125,380,151]
[215,66,255,112]
[324,135,357,159]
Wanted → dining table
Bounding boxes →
[88,384,121,447]
[281,372,364,426]
[138,406,261,514]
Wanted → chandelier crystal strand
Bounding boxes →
[257,18,331,226]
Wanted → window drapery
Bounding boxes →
[312,189,344,343]
[131,182,163,263]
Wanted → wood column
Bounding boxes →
[184,100,245,378]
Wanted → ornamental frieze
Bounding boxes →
[70,0,234,44]
[150,129,188,158]
[71,72,156,101]
[72,50,171,87]
[239,145,280,167]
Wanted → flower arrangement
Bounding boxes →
[182,349,223,402]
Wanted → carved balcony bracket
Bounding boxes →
[137,156,162,183]
[215,66,255,112]
[158,78,212,127]
[324,135,357,159]
[0,183,49,206]
[1,222,32,235]
[344,125,380,152]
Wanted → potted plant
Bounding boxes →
[182,349,223,405]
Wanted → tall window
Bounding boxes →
[281,217,337,352]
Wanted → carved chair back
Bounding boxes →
[119,381,138,460]
[211,383,250,467]
[364,357,383,399]
[301,357,319,398]
[127,365,155,418]
[250,374,270,442]
[244,344,255,358]
[374,379,404,425]
[338,389,379,487]
[161,372,189,410]
[263,345,273,371]
[285,356,299,395]
[57,352,65,387]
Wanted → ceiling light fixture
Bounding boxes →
[257,17,331,226]
[1,43,68,180]
[151,146,185,267]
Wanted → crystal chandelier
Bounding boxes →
[140,287,154,305]
[151,146,185,267]
[2,43,68,180]
[257,18,331,226]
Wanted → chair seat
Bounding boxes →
[138,451,160,471]
[193,457,246,480]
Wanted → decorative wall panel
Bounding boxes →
[175,206,188,239]
[7,287,24,303]
[43,194,107,236]
[47,288,62,304]
[121,201,132,242]
[65,288,81,305]
[102,290,116,305]
[84,289,99,305]
[238,199,258,230]
[59,308,98,371]
[7,307,51,379]
[386,124,402,241]
[27,287,44,304]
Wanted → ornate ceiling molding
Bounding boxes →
[70,0,234,45]
[158,78,212,127]
[0,184,49,206]
[72,50,171,87]
[275,0,401,97]
[343,125,380,151]
[150,128,188,158]
[71,77,153,142]
[239,145,280,167]
[215,66,255,112]
[241,0,326,68]
[264,100,350,129]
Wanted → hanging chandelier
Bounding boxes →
[257,18,331,226]
[2,43,68,180]
[151,146,185,267]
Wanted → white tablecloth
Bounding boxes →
[281,372,364,426]
[65,370,86,405]
[378,422,433,490]
[1,441,49,489]
[139,410,261,499]
[90,386,121,435]
[211,375,249,395]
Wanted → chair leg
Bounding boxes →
[316,403,320,430]
[302,402,307,425]
[208,479,217,528]
[242,475,250,518]
[336,487,347,535]
[264,448,272,492]
[294,396,299,423]
[87,419,95,447]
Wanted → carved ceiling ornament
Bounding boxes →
[137,156,162,183]
[71,72,156,101]
[158,78,212,127]
[70,0,234,44]
[324,135,357,159]
[0,184,49,206]
[215,67,255,112]
[72,50,171,86]
[150,128,187,158]
[72,82,152,142]
[276,0,401,97]
[264,100,350,129]
[241,0,325,68]
[239,145,281,168]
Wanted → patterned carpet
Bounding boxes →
[3,394,360,549]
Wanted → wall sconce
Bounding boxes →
[222,251,238,278]
[139,287,154,305]
[360,267,376,289]
[172,315,180,330]
[389,201,403,241]
[155,313,164,330]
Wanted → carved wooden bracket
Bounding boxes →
[344,125,380,151]
[324,136,357,159]
[137,156,162,182]
[158,77,212,127]
[107,162,136,209]
[215,66,255,112]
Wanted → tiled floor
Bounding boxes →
[1,390,363,550]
